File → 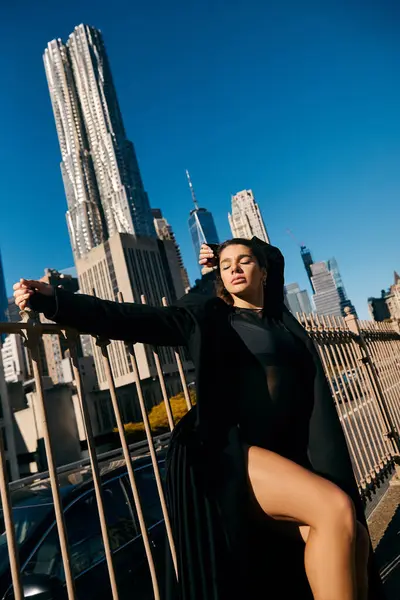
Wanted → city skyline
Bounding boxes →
[1,2,400,319]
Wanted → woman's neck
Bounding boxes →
[232,291,264,310]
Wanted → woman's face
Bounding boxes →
[219,244,266,299]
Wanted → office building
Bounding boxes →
[300,246,315,293]
[311,262,342,317]
[152,209,190,297]
[0,249,8,326]
[368,293,391,322]
[186,170,219,262]
[372,272,400,322]
[44,24,155,260]
[228,189,270,243]
[386,272,400,320]
[284,283,313,316]
[75,233,192,392]
[1,333,29,384]
[38,268,88,385]
[0,350,19,480]
[189,207,220,263]
[326,258,356,316]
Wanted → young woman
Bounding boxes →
[14,237,381,600]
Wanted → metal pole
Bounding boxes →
[22,313,76,600]
[161,298,192,411]
[0,426,23,600]
[65,330,119,600]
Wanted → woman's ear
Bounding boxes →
[261,269,268,285]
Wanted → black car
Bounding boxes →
[0,453,168,599]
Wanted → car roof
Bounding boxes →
[8,450,166,510]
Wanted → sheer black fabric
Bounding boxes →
[229,308,315,466]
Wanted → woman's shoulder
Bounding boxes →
[175,293,229,320]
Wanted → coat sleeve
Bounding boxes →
[29,287,194,347]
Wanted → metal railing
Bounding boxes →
[298,311,400,498]
[0,302,399,600]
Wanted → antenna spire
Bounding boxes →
[186,169,199,210]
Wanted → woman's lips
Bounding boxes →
[231,277,246,285]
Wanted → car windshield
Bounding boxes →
[0,493,54,574]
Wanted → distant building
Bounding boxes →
[386,272,400,321]
[228,190,270,243]
[326,257,356,316]
[38,269,87,386]
[1,333,29,384]
[0,349,19,480]
[152,209,190,297]
[284,283,313,316]
[75,232,192,392]
[311,262,342,317]
[0,249,8,329]
[368,272,400,322]
[300,246,315,293]
[368,292,391,322]
[189,207,219,262]
[186,170,220,264]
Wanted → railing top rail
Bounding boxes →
[0,321,75,335]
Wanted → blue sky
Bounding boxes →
[0,0,399,318]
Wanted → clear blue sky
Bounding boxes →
[1,0,399,318]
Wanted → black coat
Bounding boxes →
[31,237,384,600]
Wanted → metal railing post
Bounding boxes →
[64,329,120,600]
[20,310,76,600]
[96,336,161,600]
[0,425,23,600]
[161,298,192,411]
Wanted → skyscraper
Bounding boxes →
[44,24,155,260]
[152,209,190,296]
[0,249,8,326]
[300,245,315,292]
[326,258,356,316]
[228,189,270,243]
[284,283,313,316]
[186,171,219,262]
[311,262,342,317]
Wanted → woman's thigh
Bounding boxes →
[245,444,355,530]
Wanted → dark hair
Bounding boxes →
[215,238,268,305]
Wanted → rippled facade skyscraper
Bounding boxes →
[44,24,155,260]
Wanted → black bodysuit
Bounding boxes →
[230,308,315,467]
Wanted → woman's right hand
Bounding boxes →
[13,279,53,312]
[199,244,217,272]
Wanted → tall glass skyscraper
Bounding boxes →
[44,24,155,260]
[189,208,220,264]
[186,171,219,263]
[326,257,356,316]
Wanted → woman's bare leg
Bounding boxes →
[299,522,370,600]
[246,445,357,600]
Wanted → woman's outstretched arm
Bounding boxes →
[13,279,193,347]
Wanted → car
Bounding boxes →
[0,452,168,600]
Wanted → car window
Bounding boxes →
[23,477,138,580]
[124,463,165,528]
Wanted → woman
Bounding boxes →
[14,237,381,600]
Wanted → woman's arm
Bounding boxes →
[28,286,193,347]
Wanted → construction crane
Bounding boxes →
[286,228,305,250]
